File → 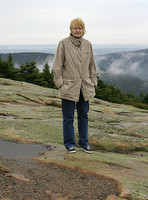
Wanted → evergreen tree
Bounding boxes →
[0,56,7,77]
[6,54,16,79]
[42,63,55,88]
[0,54,16,79]
[143,93,148,104]
[139,92,144,102]
[95,78,106,100]
[95,77,127,103]
[19,61,40,83]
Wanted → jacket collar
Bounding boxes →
[69,34,83,48]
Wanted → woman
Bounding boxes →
[52,18,97,153]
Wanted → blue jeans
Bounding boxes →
[62,91,89,149]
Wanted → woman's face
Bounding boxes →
[71,26,84,38]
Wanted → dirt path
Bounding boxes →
[0,140,119,200]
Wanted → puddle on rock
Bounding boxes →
[0,139,47,160]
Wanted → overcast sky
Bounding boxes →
[1,0,148,45]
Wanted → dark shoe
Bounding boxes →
[83,146,92,154]
[67,146,76,153]
[78,145,92,154]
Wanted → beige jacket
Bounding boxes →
[52,35,98,102]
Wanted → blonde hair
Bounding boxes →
[70,18,86,33]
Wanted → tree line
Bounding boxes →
[0,54,55,89]
[0,54,148,109]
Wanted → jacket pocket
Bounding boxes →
[54,77,63,88]
[85,78,94,86]
[59,79,78,95]
[83,78,95,96]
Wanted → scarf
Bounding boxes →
[69,34,83,48]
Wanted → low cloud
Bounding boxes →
[107,59,126,74]
[96,51,146,79]
[37,55,54,72]
[129,62,143,74]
